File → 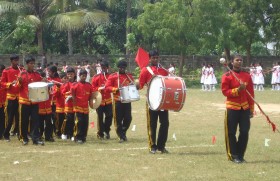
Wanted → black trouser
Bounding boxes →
[51,104,56,134]
[0,107,5,138]
[62,112,75,138]
[96,104,113,137]
[225,108,250,160]
[114,101,132,139]
[55,113,65,137]
[147,107,169,150]
[75,112,89,141]
[4,99,19,138]
[19,104,40,142]
[39,114,53,140]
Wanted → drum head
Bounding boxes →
[148,76,163,110]
[28,82,48,88]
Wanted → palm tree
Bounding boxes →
[48,0,109,55]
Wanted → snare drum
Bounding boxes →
[119,84,140,103]
[147,76,186,111]
[28,82,49,102]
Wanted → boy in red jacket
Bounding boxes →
[72,69,94,143]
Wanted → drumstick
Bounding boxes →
[219,58,279,133]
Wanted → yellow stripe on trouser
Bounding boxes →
[18,104,23,141]
[73,114,78,137]
[112,99,118,138]
[146,102,152,149]
[4,104,8,127]
[61,114,67,134]
[224,110,232,160]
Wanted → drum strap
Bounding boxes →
[146,66,154,76]
[117,73,134,88]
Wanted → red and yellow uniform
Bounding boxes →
[221,71,254,113]
[71,82,93,114]
[0,76,6,108]
[17,71,42,105]
[139,66,168,89]
[61,82,75,113]
[53,85,65,137]
[71,81,93,142]
[138,65,170,152]
[91,73,112,105]
[105,72,134,101]
[38,98,53,140]
[1,66,20,100]
[105,72,134,141]
[47,77,61,105]
[221,70,254,162]
[91,73,112,139]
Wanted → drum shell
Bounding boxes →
[147,76,186,111]
[28,82,49,102]
[119,84,140,103]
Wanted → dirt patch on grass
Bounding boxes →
[211,103,280,113]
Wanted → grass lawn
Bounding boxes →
[0,88,280,181]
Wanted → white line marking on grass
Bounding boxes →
[0,144,215,154]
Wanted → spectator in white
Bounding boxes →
[168,63,176,75]
[255,62,265,91]
[200,63,206,91]
[75,61,82,82]
[95,59,102,75]
[83,60,91,82]
[41,52,47,67]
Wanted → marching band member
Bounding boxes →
[17,56,44,145]
[0,64,6,139]
[221,55,254,163]
[60,67,76,140]
[54,72,68,138]
[91,61,113,140]
[138,50,170,154]
[71,69,94,143]
[1,54,20,141]
[47,65,61,136]
[38,71,54,142]
[105,60,134,143]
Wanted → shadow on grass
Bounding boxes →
[177,151,224,156]
[247,160,280,164]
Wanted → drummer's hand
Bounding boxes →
[17,77,22,84]
[238,82,246,92]
[10,80,17,87]
[98,86,105,91]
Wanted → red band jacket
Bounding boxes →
[71,82,93,114]
[105,72,134,101]
[91,73,112,106]
[0,76,7,108]
[221,70,254,113]
[0,66,20,100]
[138,65,169,89]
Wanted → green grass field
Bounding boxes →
[0,89,280,181]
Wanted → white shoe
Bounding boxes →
[71,137,75,141]
[61,134,67,140]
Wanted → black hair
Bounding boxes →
[66,67,75,73]
[117,60,127,68]
[24,55,35,64]
[100,61,109,68]
[48,65,59,78]
[59,72,67,79]
[148,50,159,58]
[0,64,5,71]
[10,54,19,61]
[79,69,88,76]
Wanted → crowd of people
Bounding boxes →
[0,52,171,154]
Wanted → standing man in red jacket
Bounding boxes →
[221,55,254,164]
[105,60,134,143]
[91,61,112,140]
[138,50,169,154]
[1,54,20,141]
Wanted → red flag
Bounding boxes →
[212,135,216,144]
[135,47,149,69]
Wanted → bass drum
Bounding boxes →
[147,76,186,111]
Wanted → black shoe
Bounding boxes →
[149,148,157,154]
[22,140,28,145]
[123,135,127,141]
[119,138,125,143]
[33,140,45,146]
[158,148,169,154]
[97,134,104,140]
[4,137,10,142]
[77,140,84,144]
[104,132,110,139]
[231,158,242,164]
[45,137,55,142]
